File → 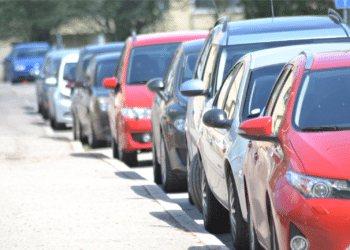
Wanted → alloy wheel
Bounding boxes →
[160,138,167,185]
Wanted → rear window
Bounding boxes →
[126,43,180,85]
[95,59,118,87]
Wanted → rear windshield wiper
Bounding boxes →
[301,126,348,132]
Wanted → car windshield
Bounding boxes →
[95,59,118,87]
[15,48,49,59]
[242,64,284,121]
[126,43,180,85]
[63,63,77,80]
[293,67,350,131]
[182,52,200,83]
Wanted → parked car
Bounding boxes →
[103,31,208,167]
[4,42,50,83]
[71,42,124,139]
[238,47,350,250]
[146,39,206,192]
[72,52,121,148]
[194,42,350,249]
[46,51,80,129]
[181,9,350,224]
[37,49,80,119]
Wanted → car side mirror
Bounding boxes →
[180,79,208,97]
[103,77,118,89]
[146,78,164,94]
[202,109,232,129]
[238,116,279,143]
[44,77,57,86]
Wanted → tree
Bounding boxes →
[93,0,170,41]
[240,0,336,19]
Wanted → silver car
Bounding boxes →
[47,51,80,129]
[185,42,350,248]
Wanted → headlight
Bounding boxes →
[97,97,109,112]
[121,108,151,120]
[173,117,186,131]
[286,170,350,199]
[14,64,26,71]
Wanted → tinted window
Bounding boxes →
[15,48,49,59]
[182,52,200,83]
[293,67,350,130]
[126,43,180,84]
[63,63,77,79]
[95,59,118,87]
[242,64,284,121]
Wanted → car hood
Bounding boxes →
[290,131,350,179]
[124,85,155,108]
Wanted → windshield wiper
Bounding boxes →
[128,80,148,85]
[302,126,341,132]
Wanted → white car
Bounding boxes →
[47,51,80,129]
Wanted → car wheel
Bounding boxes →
[111,136,119,159]
[201,166,230,234]
[248,200,260,250]
[117,135,137,167]
[88,122,100,148]
[160,136,182,192]
[72,113,79,140]
[188,154,202,213]
[269,213,279,250]
[79,121,88,144]
[152,137,162,184]
[227,173,248,250]
[187,155,194,205]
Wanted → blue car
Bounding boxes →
[3,42,51,83]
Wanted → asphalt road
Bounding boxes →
[0,82,235,250]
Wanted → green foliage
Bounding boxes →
[240,0,336,19]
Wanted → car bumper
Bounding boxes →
[119,117,152,152]
[55,97,72,124]
[273,177,350,250]
[11,70,35,82]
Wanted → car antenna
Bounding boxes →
[271,0,275,21]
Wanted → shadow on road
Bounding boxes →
[115,171,146,180]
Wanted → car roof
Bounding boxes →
[61,52,80,63]
[93,52,121,62]
[15,42,50,49]
[83,42,124,53]
[246,42,350,70]
[213,16,350,46]
[181,39,206,54]
[47,48,81,58]
[308,50,350,70]
[132,31,208,47]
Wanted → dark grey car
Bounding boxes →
[72,52,121,148]
[147,39,206,192]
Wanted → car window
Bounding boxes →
[14,48,49,59]
[225,64,245,119]
[242,64,284,122]
[202,45,219,92]
[271,69,295,134]
[115,44,128,80]
[63,62,77,80]
[215,63,242,110]
[164,47,182,92]
[195,35,213,79]
[182,52,200,83]
[126,43,180,85]
[95,59,119,87]
[293,67,350,130]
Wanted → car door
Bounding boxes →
[201,63,245,204]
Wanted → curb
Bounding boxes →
[70,141,230,250]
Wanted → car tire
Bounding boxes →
[269,212,279,250]
[117,135,137,167]
[227,173,248,250]
[187,155,194,205]
[201,166,230,234]
[248,200,261,250]
[79,121,88,144]
[188,154,202,213]
[160,136,186,192]
[72,113,79,140]
[88,122,101,148]
[152,137,162,184]
[112,136,119,159]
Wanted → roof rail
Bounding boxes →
[328,8,343,24]
[132,30,137,47]
[214,16,227,32]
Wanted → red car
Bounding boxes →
[103,31,207,166]
[238,49,350,250]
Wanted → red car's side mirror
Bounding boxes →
[103,77,118,89]
[238,116,278,142]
